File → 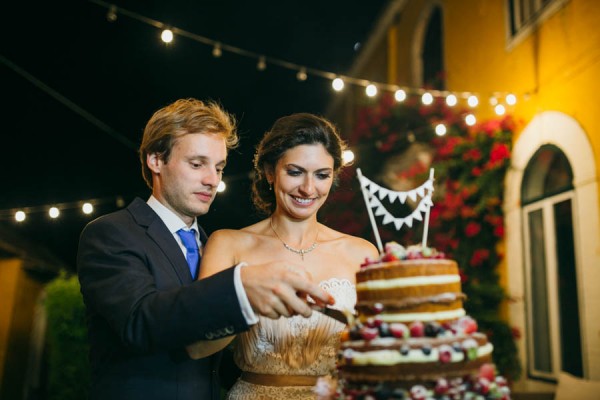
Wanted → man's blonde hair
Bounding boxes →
[139,98,238,188]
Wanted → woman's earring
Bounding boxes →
[269,182,272,191]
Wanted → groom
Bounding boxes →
[77,98,332,400]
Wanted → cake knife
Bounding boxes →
[309,304,352,325]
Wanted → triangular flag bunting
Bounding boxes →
[378,188,389,201]
[399,192,408,203]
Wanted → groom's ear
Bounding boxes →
[147,153,162,173]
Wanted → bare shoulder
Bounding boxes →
[320,225,379,263]
[206,228,258,250]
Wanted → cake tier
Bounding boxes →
[356,259,465,324]
[338,333,492,383]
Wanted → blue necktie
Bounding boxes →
[176,229,199,280]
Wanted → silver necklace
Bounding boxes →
[270,218,318,261]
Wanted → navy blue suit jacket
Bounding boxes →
[77,198,249,400]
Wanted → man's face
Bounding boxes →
[148,132,227,225]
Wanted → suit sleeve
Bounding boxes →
[77,215,250,354]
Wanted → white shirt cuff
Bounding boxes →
[234,262,259,325]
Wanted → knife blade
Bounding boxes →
[309,304,353,325]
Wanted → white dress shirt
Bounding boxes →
[147,196,258,325]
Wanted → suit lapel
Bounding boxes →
[128,198,192,285]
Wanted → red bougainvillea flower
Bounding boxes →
[459,269,468,283]
[470,249,490,267]
[463,148,482,162]
[494,224,505,238]
[490,142,510,163]
[471,166,482,177]
[465,221,481,237]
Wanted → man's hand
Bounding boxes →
[240,261,334,319]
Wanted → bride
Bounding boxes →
[187,113,378,399]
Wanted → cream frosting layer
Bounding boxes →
[356,275,460,291]
[343,342,493,366]
[360,308,466,323]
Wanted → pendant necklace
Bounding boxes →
[270,218,318,261]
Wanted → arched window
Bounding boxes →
[412,3,444,89]
[521,144,583,380]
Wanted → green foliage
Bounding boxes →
[45,271,90,400]
[324,93,522,380]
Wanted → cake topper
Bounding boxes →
[356,168,435,253]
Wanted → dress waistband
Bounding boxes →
[240,371,319,387]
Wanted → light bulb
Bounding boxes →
[435,123,447,136]
[446,94,457,107]
[366,84,377,97]
[342,150,355,164]
[82,203,94,214]
[257,56,266,71]
[15,211,26,222]
[49,207,60,219]
[217,181,226,193]
[106,5,117,22]
[212,43,222,58]
[467,95,479,107]
[506,93,517,105]
[465,114,476,126]
[394,89,406,102]
[422,92,433,105]
[296,68,307,81]
[495,104,506,115]
[161,29,173,43]
[332,78,344,91]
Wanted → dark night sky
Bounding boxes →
[1,0,387,269]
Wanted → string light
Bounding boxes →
[467,95,479,108]
[212,43,222,58]
[161,28,173,43]
[0,195,125,222]
[82,202,94,214]
[296,68,307,81]
[49,207,60,219]
[257,56,266,71]
[15,211,26,222]
[435,123,447,136]
[88,0,522,117]
[366,84,377,97]
[421,92,434,105]
[332,77,344,91]
[446,94,457,107]
[217,181,226,193]
[495,104,506,115]
[465,113,477,126]
[342,149,355,164]
[394,89,406,102]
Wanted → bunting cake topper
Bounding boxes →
[356,168,435,253]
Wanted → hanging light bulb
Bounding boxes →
[257,56,266,71]
[495,104,506,115]
[394,89,406,102]
[435,123,447,136]
[106,5,117,22]
[421,92,434,105]
[217,181,226,193]
[296,68,307,81]
[446,94,457,107]
[465,113,477,126]
[366,84,377,97]
[15,211,26,222]
[49,207,60,219]
[342,149,355,165]
[212,43,222,58]
[82,203,94,215]
[332,77,344,91]
[161,28,174,43]
[489,96,498,106]
[467,95,479,107]
[506,93,517,105]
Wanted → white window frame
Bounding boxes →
[504,0,569,50]
[522,190,579,380]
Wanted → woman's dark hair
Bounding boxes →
[252,113,347,214]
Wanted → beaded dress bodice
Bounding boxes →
[226,278,355,400]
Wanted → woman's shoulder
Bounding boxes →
[321,225,379,259]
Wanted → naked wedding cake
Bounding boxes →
[336,242,511,399]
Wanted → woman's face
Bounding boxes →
[271,143,335,220]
